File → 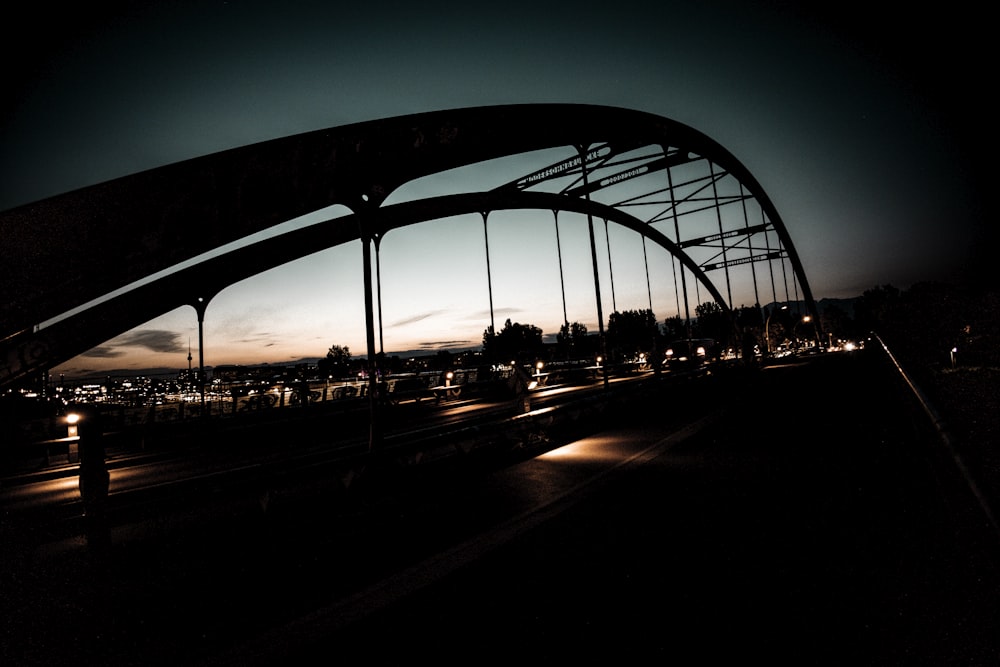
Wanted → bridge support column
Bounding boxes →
[578,145,609,389]
[359,212,382,455]
[481,211,496,350]
[195,298,207,414]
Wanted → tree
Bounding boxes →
[819,303,854,347]
[854,284,900,335]
[693,301,730,344]
[661,315,686,341]
[482,318,545,364]
[556,321,590,359]
[607,309,658,361]
[431,349,454,371]
[318,344,351,378]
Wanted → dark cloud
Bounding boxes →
[418,340,476,350]
[116,329,185,354]
[81,346,124,359]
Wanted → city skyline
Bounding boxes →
[2,1,987,377]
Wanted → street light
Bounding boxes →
[66,411,81,463]
[796,315,813,351]
[764,304,787,356]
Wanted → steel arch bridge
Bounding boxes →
[0,104,818,391]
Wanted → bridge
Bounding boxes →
[0,104,819,403]
[2,105,999,664]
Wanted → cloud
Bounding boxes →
[234,333,275,345]
[78,329,183,361]
[81,346,124,359]
[472,307,522,320]
[116,329,186,354]
[417,339,476,350]
[389,310,446,327]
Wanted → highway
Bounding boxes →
[3,352,999,665]
[0,370,662,528]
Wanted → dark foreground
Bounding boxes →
[3,350,999,666]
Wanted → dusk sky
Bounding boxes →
[1,1,988,376]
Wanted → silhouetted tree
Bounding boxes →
[693,301,730,344]
[318,344,351,378]
[482,319,545,365]
[607,309,658,361]
[661,315,686,341]
[431,349,454,371]
[854,284,901,335]
[819,303,855,346]
[735,304,764,332]
[556,321,590,359]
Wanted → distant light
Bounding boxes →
[66,412,81,425]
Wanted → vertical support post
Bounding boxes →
[577,145,609,389]
[603,218,617,315]
[739,183,761,308]
[375,235,385,358]
[553,210,568,328]
[665,151,692,338]
[709,162,733,309]
[642,237,653,313]
[762,207,779,307]
[195,297,207,414]
[641,236,659,375]
[359,207,382,455]
[481,211,496,359]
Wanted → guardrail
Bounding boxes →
[870,332,999,539]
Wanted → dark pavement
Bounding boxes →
[4,351,999,666]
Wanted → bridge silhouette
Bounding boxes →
[1,104,819,404]
[4,108,1000,664]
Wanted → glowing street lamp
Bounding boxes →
[66,412,81,463]
[794,314,813,351]
[764,305,787,356]
[66,412,81,437]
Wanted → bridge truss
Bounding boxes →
[0,104,818,391]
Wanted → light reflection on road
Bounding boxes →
[1,475,80,510]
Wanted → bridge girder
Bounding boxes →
[1,191,729,386]
[0,104,816,388]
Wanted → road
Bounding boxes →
[2,351,999,666]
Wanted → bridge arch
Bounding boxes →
[0,104,817,388]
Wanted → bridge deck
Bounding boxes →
[2,351,998,665]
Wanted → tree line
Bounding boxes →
[319,280,998,376]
